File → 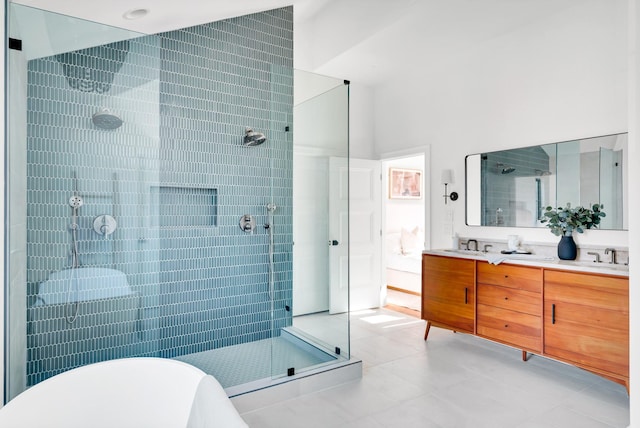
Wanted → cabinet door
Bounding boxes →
[422,255,475,333]
[544,270,629,378]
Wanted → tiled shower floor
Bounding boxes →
[174,334,335,389]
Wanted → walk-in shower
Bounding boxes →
[5,4,354,402]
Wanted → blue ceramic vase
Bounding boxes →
[557,234,577,260]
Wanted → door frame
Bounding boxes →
[379,146,431,301]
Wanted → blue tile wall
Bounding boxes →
[481,146,551,226]
[25,7,293,385]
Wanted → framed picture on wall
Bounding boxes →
[389,168,422,199]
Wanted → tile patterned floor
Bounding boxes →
[240,308,630,428]
[175,335,335,389]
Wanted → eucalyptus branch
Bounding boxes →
[540,203,605,236]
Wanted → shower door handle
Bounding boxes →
[328,240,339,246]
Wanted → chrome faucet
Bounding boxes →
[604,248,617,264]
[466,239,478,251]
[483,244,493,253]
[586,252,601,263]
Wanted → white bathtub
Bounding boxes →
[0,357,248,428]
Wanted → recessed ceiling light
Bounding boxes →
[123,8,149,20]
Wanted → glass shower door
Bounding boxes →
[270,70,351,381]
[599,146,624,229]
[6,4,155,400]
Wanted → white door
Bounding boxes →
[329,157,382,313]
[292,152,329,315]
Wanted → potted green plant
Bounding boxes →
[540,203,605,260]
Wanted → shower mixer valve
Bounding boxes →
[239,214,257,233]
[93,215,117,239]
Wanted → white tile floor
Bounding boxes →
[240,308,629,428]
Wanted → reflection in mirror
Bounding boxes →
[465,133,627,230]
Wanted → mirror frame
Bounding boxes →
[465,132,628,230]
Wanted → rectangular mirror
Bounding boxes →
[465,133,627,230]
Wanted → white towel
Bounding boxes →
[485,254,508,265]
[484,253,555,265]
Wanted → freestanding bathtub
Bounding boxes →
[0,357,248,428]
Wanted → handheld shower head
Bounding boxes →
[69,195,84,209]
[243,127,266,146]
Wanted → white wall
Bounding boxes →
[373,1,628,250]
[348,83,376,159]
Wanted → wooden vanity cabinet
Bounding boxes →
[422,255,475,338]
[422,252,629,389]
[476,263,542,353]
[544,270,629,386]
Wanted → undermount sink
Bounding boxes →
[564,261,630,272]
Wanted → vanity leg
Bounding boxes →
[522,350,528,361]
[424,321,432,341]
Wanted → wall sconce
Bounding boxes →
[441,169,459,204]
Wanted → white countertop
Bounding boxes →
[424,249,629,277]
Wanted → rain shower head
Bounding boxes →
[243,127,266,146]
[92,108,123,130]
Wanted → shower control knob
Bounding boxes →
[93,215,117,239]
[329,240,339,246]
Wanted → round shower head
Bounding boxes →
[69,195,84,209]
[92,108,123,130]
[243,127,266,146]
[497,163,516,174]
[501,166,516,174]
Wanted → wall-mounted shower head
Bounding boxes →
[497,163,516,174]
[243,127,266,146]
[92,108,123,130]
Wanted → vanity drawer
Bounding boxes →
[477,262,542,293]
[477,304,542,352]
[477,284,540,316]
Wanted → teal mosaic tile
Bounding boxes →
[24,7,293,384]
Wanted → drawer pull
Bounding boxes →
[552,304,556,324]
[504,324,509,328]
[504,275,509,279]
[464,288,468,304]
[504,297,508,300]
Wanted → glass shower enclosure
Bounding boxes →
[5,4,350,401]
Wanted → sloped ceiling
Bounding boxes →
[10,0,590,86]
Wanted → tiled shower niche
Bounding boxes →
[151,186,218,228]
[24,8,293,385]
